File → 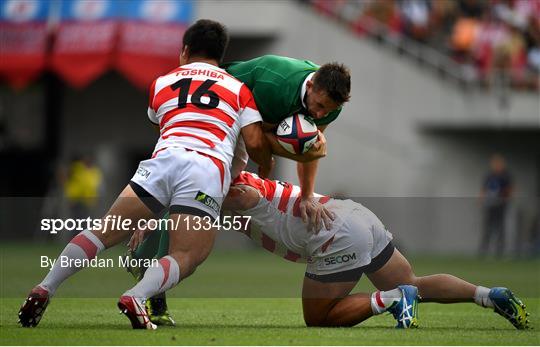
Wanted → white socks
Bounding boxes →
[371,288,403,315]
[39,229,105,295]
[474,286,494,308]
[124,255,180,299]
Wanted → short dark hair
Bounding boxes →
[182,19,229,63]
[312,63,351,104]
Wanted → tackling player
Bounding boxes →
[129,55,352,325]
[18,19,272,330]
[129,170,531,329]
[222,171,530,329]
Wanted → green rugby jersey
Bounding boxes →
[225,55,341,126]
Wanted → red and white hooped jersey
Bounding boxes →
[147,62,261,169]
[231,171,358,262]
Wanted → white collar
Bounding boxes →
[300,72,315,109]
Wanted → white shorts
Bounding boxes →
[305,201,394,282]
[130,147,230,219]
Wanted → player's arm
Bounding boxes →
[223,185,261,211]
[222,183,262,237]
[298,124,334,232]
[242,123,273,178]
[265,130,327,163]
[147,79,160,131]
[239,85,273,178]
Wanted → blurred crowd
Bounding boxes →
[307,0,540,89]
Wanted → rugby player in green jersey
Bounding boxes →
[127,55,351,325]
[227,55,351,230]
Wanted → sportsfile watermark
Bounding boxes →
[40,215,251,234]
[2,196,538,299]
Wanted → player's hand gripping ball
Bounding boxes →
[276,114,318,154]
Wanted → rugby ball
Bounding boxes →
[276,114,318,155]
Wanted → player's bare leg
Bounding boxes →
[226,184,418,328]
[19,184,155,327]
[301,276,419,328]
[302,278,371,327]
[166,213,217,278]
[366,248,530,329]
[121,186,251,327]
[367,248,477,303]
[227,187,373,327]
[92,185,156,246]
[119,213,217,329]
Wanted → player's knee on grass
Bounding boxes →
[303,298,336,327]
[302,277,357,327]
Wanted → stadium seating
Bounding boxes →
[304,0,540,90]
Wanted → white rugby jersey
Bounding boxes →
[147,62,261,169]
[232,171,358,263]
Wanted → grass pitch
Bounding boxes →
[1,243,539,345]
